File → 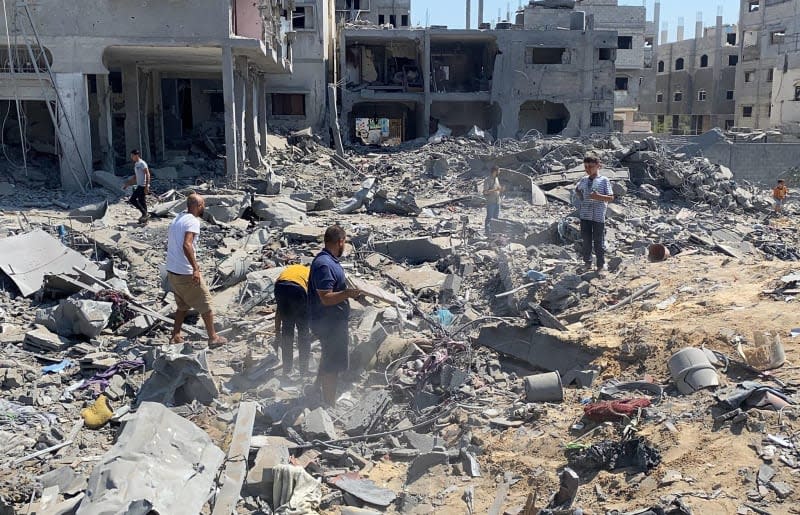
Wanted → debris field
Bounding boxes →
[0,129,798,515]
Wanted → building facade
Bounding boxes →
[640,15,738,134]
[335,0,411,27]
[338,2,616,144]
[265,0,337,133]
[0,0,291,190]
[577,0,649,132]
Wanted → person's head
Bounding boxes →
[324,225,347,258]
[778,179,785,185]
[130,149,140,163]
[186,193,205,218]
[490,165,499,178]
[583,153,601,178]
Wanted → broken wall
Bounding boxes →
[491,28,616,138]
[431,101,499,136]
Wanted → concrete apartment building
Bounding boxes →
[0,0,291,191]
[264,1,337,133]
[734,0,800,132]
[641,14,739,134]
[576,0,649,133]
[339,1,617,144]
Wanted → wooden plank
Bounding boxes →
[212,401,257,515]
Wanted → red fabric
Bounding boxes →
[584,398,652,422]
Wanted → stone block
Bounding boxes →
[245,442,290,494]
[301,407,338,441]
[153,167,178,180]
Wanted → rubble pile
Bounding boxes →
[0,130,797,514]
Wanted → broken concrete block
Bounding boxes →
[137,351,218,405]
[476,324,599,375]
[439,274,462,303]
[332,473,397,507]
[202,194,249,223]
[91,170,126,196]
[301,407,337,441]
[342,390,390,436]
[282,224,323,243]
[252,196,307,228]
[406,450,449,484]
[0,368,23,389]
[496,243,530,314]
[24,325,70,352]
[385,265,446,294]
[245,441,290,494]
[43,298,113,339]
[372,237,448,264]
[404,431,435,453]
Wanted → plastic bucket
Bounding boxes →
[648,243,671,262]
[668,348,719,395]
[524,371,563,402]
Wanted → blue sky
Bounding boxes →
[411,0,740,40]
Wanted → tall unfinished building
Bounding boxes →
[0,0,291,191]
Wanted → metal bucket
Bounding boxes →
[524,371,564,402]
[668,348,719,395]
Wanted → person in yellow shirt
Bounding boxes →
[773,179,789,214]
[274,264,311,374]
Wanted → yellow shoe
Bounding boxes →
[81,394,113,429]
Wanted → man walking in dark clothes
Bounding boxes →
[308,225,362,406]
[123,149,151,224]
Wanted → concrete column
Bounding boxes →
[257,74,268,157]
[478,0,484,25]
[466,0,471,30]
[234,55,248,169]
[422,31,431,138]
[95,73,115,173]
[244,69,262,167]
[222,46,240,182]
[138,70,152,161]
[55,73,92,191]
[152,71,165,161]
[122,63,141,154]
[653,2,660,48]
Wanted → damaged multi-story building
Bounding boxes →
[735,0,800,133]
[576,0,651,133]
[0,0,291,191]
[338,0,618,144]
[335,0,412,27]
[640,13,739,134]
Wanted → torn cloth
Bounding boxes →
[95,289,136,329]
[272,464,321,515]
[716,381,793,411]
[583,398,651,422]
[81,359,145,395]
[566,437,661,473]
[0,399,56,428]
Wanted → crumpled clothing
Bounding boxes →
[0,399,56,428]
[566,437,661,473]
[81,358,145,395]
[95,289,136,329]
[583,398,652,422]
[607,498,692,515]
[272,464,322,515]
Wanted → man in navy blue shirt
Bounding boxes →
[309,225,362,406]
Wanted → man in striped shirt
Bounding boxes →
[575,153,614,273]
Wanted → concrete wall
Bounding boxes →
[235,0,263,39]
[770,53,800,131]
[704,141,800,184]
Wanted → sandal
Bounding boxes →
[168,336,184,344]
[208,335,228,348]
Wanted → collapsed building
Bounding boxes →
[0,0,292,190]
[339,1,617,144]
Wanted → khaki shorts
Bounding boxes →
[168,272,213,315]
